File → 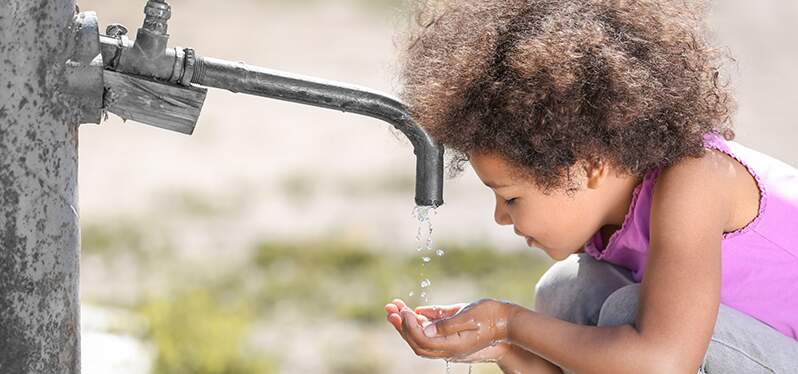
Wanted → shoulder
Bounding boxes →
[654,149,738,213]
[652,149,735,234]
[658,148,737,191]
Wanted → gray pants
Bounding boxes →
[533,253,798,373]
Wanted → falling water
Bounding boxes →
[444,361,473,374]
[411,205,438,304]
[412,207,470,374]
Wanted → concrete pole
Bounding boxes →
[0,0,81,372]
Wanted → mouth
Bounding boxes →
[514,229,539,247]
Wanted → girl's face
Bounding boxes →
[469,151,615,261]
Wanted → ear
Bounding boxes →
[583,159,609,190]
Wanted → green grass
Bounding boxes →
[138,289,279,374]
[82,219,554,373]
[250,239,552,323]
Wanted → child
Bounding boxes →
[384,0,798,373]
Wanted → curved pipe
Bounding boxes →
[98,35,444,207]
[190,57,444,207]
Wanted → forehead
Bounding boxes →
[469,152,521,188]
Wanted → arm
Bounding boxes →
[497,345,564,374]
[505,155,729,373]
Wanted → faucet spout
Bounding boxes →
[192,57,445,207]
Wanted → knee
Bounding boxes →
[535,253,637,325]
[533,254,582,316]
[699,304,798,373]
[534,253,622,325]
[597,283,641,327]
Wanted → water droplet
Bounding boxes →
[422,256,431,263]
[420,279,431,288]
[436,249,445,256]
[409,291,415,297]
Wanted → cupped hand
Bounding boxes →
[385,298,514,363]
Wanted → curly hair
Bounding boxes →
[398,0,736,191]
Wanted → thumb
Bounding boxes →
[424,311,479,337]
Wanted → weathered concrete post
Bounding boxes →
[0,0,82,372]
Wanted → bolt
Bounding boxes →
[144,0,171,19]
[143,0,171,34]
[106,23,128,38]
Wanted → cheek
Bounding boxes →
[525,198,592,250]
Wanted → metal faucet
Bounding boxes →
[75,0,444,207]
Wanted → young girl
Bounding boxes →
[384,0,798,373]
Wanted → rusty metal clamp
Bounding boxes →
[181,48,196,87]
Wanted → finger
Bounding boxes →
[393,304,426,325]
[429,312,480,338]
[415,304,468,320]
[417,314,431,326]
[387,313,402,332]
[393,300,411,315]
[403,309,481,355]
[385,303,399,314]
[400,309,451,359]
[392,299,409,309]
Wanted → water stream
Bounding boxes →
[411,206,438,304]
[412,206,472,374]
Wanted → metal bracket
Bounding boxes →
[66,11,104,125]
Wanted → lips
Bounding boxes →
[514,229,538,247]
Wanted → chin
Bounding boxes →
[526,238,575,261]
[537,245,576,262]
[543,250,569,261]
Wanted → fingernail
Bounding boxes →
[424,324,437,337]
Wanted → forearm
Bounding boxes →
[497,345,563,374]
[505,305,678,374]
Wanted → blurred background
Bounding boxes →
[75,1,798,373]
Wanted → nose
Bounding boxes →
[494,196,512,226]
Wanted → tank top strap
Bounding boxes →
[702,132,769,239]
[703,132,733,153]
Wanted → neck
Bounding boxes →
[602,173,643,229]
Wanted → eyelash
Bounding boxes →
[505,198,517,206]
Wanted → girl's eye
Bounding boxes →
[505,198,517,206]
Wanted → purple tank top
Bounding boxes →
[583,133,798,341]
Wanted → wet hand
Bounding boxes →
[384,298,515,362]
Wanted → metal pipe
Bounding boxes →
[0,0,81,372]
[96,0,445,207]
[191,57,445,207]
